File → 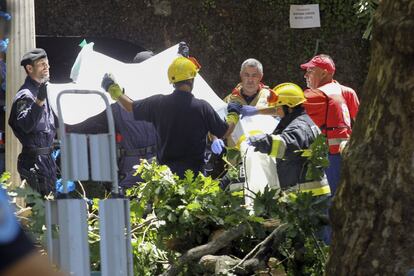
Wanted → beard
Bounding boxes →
[39,73,50,83]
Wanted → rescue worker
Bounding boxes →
[101,52,241,178]
[0,187,63,275]
[210,58,274,154]
[300,54,359,195]
[67,50,158,189]
[248,83,331,196]
[238,83,332,244]
[8,48,57,197]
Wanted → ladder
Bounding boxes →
[45,90,133,276]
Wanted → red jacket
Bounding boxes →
[304,81,359,154]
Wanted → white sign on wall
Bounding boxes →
[289,4,321,29]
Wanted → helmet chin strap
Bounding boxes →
[282,105,290,115]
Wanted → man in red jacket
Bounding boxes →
[300,54,359,196]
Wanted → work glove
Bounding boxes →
[226,102,242,125]
[55,179,76,194]
[240,105,258,118]
[101,73,116,91]
[211,139,225,155]
[248,134,273,155]
[227,102,242,115]
[101,73,123,101]
[37,83,48,101]
[178,41,190,58]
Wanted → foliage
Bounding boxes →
[354,0,379,39]
[299,134,330,181]
[2,156,330,275]
[1,172,47,245]
[254,188,330,275]
[127,160,255,252]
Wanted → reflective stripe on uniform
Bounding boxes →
[269,135,286,159]
[226,112,239,125]
[236,130,263,149]
[287,177,331,196]
[328,137,349,146]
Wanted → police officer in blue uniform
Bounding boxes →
[8,48,57,197]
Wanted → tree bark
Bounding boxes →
[326,0,414,275]
[163,223,247,276]
[198,223,289,275]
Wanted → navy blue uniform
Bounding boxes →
[273,107,321,189]
[133,90,228,177]
[8,77,57,196]
[67,103,157,188]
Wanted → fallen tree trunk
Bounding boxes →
[163,223,248,276]
[197,223,289,275]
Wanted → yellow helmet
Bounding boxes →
[269,82,306,107]
[168,56,200,84]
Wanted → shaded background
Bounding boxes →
[35,0,370,98]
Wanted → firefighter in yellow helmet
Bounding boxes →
[248,83,331,197]
[100,42,241,177]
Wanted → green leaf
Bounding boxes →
[186,202,201,211]
[179,209,190,224]
[167,213,177,222]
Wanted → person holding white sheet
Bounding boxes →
[248,83,330,196]
[211,58,274,155]
[67,50,158,189]
[101,47,240,178]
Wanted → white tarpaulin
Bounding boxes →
[234,116,280,206]
[230,115,279,148]
[47,43,227,125]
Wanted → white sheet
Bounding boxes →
[47,43,227,124]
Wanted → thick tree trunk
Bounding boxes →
[326,0,414,275]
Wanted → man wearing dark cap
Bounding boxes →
[8,48,57,197]
[300,54,359,196]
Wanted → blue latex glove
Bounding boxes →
[240,105,258,118]
[56,179,76,193]
[0,38,9,53]
[51,149,60,161]
[0,11,11,21]
[211,139,225,155]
